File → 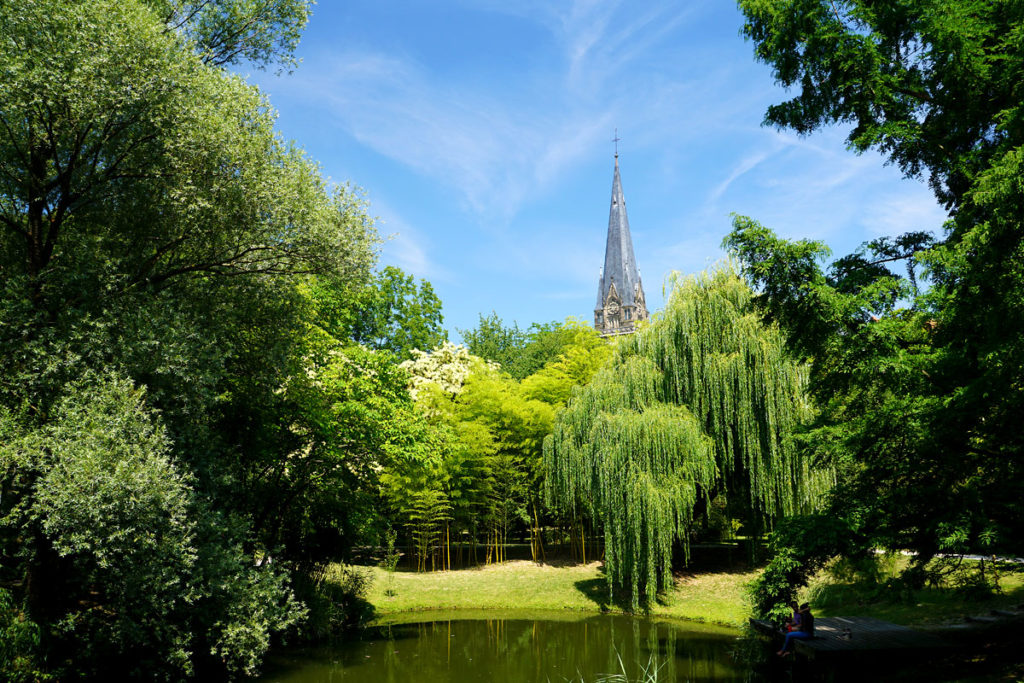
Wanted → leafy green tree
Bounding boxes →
[386,341,568,567]
[733,0,1024,612]
[346,266,446,358]
[521,320,612,407]
[545,267,827,607]
[0,586,45,683]
[510,321,585,379]
[460,312,528,374]
[0,0,376,421]
[461,314,588,380]
[457,365,555,563]
[241,341,429,566]
[384,349,495,569]
[738,0,1023,210]
[150,0,313,70]
[24,378,199,675]
[1,377,305,679]
[404,488,454,572]
[391,323,614,567]
[0,0,385,676]
[0,0,367,314]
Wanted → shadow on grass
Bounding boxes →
[574,562,761,615]
[673,564,758,578]
[810,579,1024,623]
[573,564,642,613]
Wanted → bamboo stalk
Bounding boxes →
[534,505,546,562]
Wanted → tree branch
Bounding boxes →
[0,214,28,239]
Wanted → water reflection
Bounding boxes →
[261,613,752,682]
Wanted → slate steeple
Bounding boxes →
[595,152,647,336]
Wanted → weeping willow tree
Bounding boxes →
[544,266,832,606]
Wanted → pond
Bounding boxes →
[260,609,1024,682]
[259,610,762,682]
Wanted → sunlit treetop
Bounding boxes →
[148,0,314,71]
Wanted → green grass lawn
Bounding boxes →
[360,560,757,627]
[351,555,1024,630]
[802,556,1024,626]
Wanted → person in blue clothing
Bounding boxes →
[777,602,814,656]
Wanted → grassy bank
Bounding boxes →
[802,556,1024,626]
[361,560,756,627]
[352,557,1024,630]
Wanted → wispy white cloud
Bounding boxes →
[371,198,455,283]
[563,3,700,95]
[861,191,950,238]
[279,52,603,220]
[654,121,947,281]
[270,1,711,222]
[247,1,953,335]
[707,145,779,205]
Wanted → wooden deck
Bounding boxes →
[749,616,949,660]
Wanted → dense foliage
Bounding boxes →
[383,323,613,571]
[460,312,584,380]
[9,0,1019,673]
[344,266,446,359]
[545,268,830,607]
[734,0,1024,615]
[0,0,434,678]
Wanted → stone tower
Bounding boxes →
[595,154,648,336]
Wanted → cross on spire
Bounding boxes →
[613,129,621,158]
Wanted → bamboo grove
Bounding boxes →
[381,326,613,573]
[544,267,833,606]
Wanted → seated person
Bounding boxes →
[777,602,814,656]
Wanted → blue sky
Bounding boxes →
[247,0,948,340]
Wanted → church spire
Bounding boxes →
[595,148,647,336]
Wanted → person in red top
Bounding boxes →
[784,601,801,632]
